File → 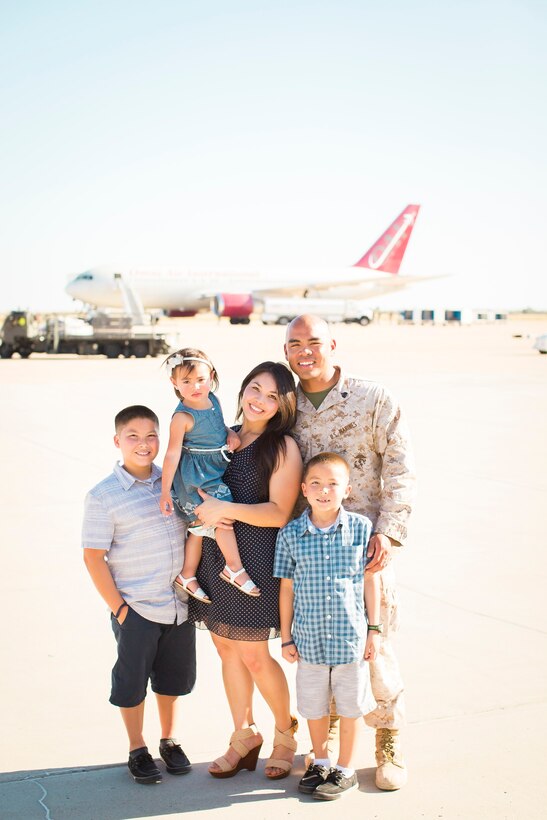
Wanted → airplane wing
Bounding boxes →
[253,274,446,302]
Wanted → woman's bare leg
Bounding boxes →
[237,640,295,776]
[208,633,263,773]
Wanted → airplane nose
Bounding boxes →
[65,278,80,299]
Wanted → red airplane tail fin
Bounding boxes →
[353,204,420,274]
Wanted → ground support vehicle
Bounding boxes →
[0,311,170,359]
[260,297,373,326]
[533,333,547,354]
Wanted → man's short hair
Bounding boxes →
[114,405,159,433]
[303,451,350,480]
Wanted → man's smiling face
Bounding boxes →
[284,315,336,385]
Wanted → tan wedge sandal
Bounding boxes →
[209,727,263,779]
[264,716,298,780]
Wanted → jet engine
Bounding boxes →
[213,294,254,324]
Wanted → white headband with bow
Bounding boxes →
[165,354,212,377]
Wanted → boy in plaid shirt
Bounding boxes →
[274,452,381,801]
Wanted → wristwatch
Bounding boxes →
[367,624,383,633]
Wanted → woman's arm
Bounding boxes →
[196,436,302,528]
[160,412,192,515]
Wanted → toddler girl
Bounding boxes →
[160,348,260,601]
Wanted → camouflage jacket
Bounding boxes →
[293,367,416,546]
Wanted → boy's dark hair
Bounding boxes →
[303,451,350,481]
[114,405,159,433]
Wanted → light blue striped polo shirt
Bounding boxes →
[274,506,372,665]
[82,462,188,624]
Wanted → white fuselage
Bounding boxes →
[65,265,413,311]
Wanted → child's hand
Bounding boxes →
[226,429,241,452]
[281,641,299,664]
[364,630,381,662]
[160,493,174,516]
[117,606,129,625]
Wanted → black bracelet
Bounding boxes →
[114,601,128,619]
[281,640,295,647]
[367,624,383,633]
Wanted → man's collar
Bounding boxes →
[113,461,161,490]
[297,366,350,411]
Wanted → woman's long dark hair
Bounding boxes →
[236,361,297,501]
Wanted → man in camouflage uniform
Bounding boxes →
[284,314,415,791]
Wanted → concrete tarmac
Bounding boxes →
[1,317,546,819]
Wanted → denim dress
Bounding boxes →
[171,392,233,523]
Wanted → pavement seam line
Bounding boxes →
[2,764,125,785]
[407,696,547,725]
[30,779,53,820]
[399,583,547,635]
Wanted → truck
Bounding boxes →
[0,310,171,359]
[260,297,374,326]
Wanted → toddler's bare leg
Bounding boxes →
[179,533,203,595]
[217,529,260,593]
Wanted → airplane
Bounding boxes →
[65,204,426,322]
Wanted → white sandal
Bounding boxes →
[219,566,260,597]
[174,574,212,603]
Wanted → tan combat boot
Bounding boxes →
[375,728,407,790]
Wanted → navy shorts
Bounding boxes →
[110,607,196,708]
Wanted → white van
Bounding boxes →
[260,297,373,326]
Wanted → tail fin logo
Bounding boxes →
[367,213,416,269]
[354,204,420,274]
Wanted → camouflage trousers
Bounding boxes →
[364,563,405,730]
[329,564,405,731]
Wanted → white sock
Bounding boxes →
[336,765,355,778]
[313,757,331,769]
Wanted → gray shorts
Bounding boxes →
[296,659,376,719]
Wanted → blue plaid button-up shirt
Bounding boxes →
[274,506,372,665]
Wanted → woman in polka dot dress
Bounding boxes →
[188,361,302,780]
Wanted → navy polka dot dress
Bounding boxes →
[188,434,281,641]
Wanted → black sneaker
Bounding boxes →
[313,768,359,800]
[128,747,162,784]
[159,739,192,775]
[298,763,330,794]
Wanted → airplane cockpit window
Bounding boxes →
[76,273,93,281]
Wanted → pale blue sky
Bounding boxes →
[1,0,545,312]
